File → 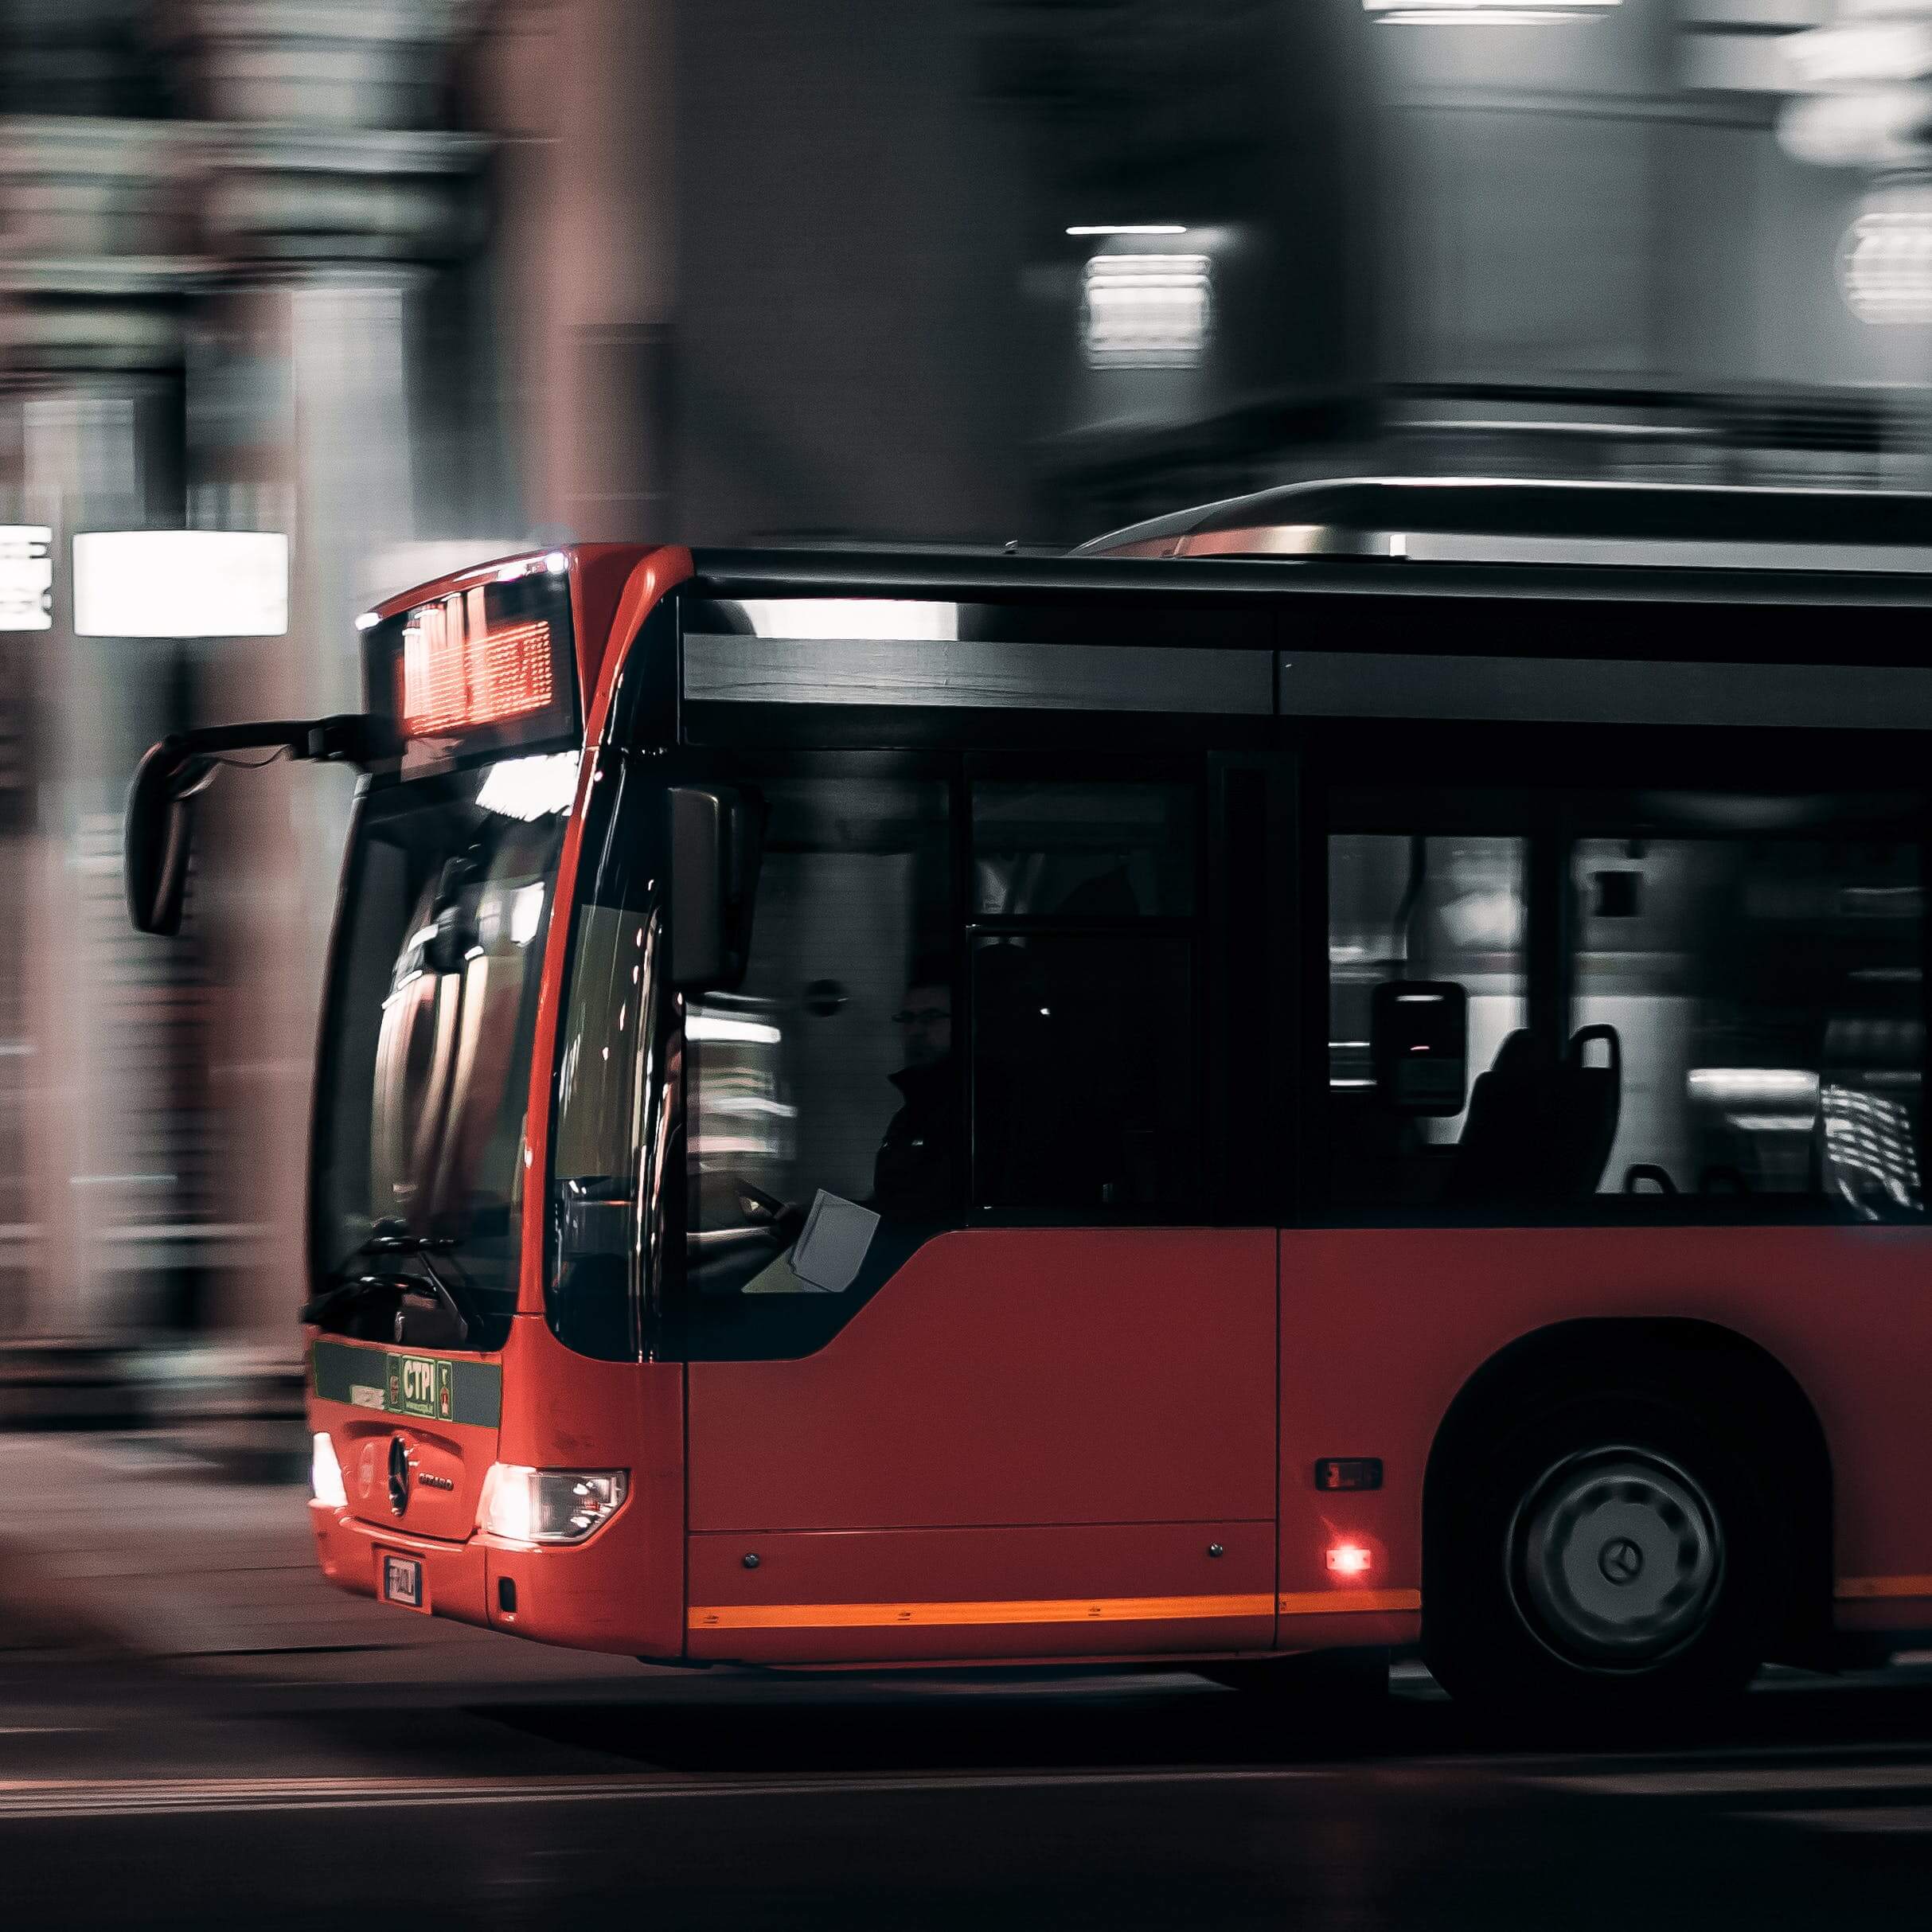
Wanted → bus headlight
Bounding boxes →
[478,1465,627,1544]
[310,1431,348,1509]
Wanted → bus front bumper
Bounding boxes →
[310,1499,493,1632]
[307,1498,671,1657]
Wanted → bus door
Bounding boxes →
[681,763,1278,1662]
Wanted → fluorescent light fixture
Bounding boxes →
[685,1012,783,1046]
[1687,1068,1821,1110]
[1066,224,1187,236]
[732,598,959,642]
[1364,0,1618,18]
[73,530,289,638]
[0,527,53,632]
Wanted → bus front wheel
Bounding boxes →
[1426,1391,1770,1723]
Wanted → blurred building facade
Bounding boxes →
[0,0,1918,1380]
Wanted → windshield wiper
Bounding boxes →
[303,1219,487,1345]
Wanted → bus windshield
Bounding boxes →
[309,751,578,1350]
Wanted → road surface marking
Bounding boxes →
[1540,1762,1932,1798]
[1758,1806,1932,1836]
[0,1765,1320,1821]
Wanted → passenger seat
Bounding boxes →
[1445,1024,1622,1206]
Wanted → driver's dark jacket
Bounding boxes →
[870,1059,958,1221]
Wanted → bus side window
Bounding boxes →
[968,779,1202,1215]
[971,932,1197,1212]
[685,778,956,1298]
[1573,831,1923,1215]
[1327,828,1528,1210]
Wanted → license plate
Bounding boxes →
[381,1554,424,1610]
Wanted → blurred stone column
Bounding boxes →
[480,0,677,539]
[0,116,196,1344]
[174,1,487,1342]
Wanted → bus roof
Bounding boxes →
[1073,475,1932,576]
[683,537,1932,616]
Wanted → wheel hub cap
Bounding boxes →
[1512,1449,1723,1667]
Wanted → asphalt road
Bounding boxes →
[8,1646,1932,1930]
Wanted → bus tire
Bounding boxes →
[1425,1389,1770,1723]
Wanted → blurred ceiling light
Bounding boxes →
[73,530,289,638]
[0,527,53,633]
[1363,0,1619,18]
[1783,18,1932,92]
[1082,254,1213,369]
[1066,224,1187,236]
[354,611,381,631]
[1779,88,1931,170]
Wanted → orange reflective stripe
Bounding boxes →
[1836,1575,1932,1600]
[689,1593,1274,1631]
[1279,1589,1420,1616]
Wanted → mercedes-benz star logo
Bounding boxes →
[388,1434,412,1518]
[1598,1536,1643,1586]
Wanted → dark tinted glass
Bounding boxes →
[686,779,955,1300]
[1574,834,1922,1212]
[312,758,572,1348]
[972,782,1194,918]
[971,933,1196,1210]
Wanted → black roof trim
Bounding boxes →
[1077,475,1932,553]
[685,544,1932,613]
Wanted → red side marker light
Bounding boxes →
[1327,1544,1372,1577]
[1315,1458,1382,1492]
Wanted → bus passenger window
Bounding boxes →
[1573,833,1923,1215]
[971,933,1196,1211]
[973,783,1195,917]
[1328,831,1528,1209]
[685,779,954,1298]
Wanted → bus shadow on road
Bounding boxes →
[453,1664,1932,1778]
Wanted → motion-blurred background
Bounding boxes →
[0,0,1926,1424]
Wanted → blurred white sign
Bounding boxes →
[1082,254,1213,369]
[0,527,53,632]
[1840,208,1932,325]
[73,530,289,638]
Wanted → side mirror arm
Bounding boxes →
[125,712,388,935]
[145,712,382,770]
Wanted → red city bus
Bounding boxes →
[124,502,1932,1715]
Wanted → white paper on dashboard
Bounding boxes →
[788,1189,880,1294]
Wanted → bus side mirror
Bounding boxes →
[1371,980,1468,1115]
[126,714,377,935]
[670,785,763,991]
[125,740,216,936]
